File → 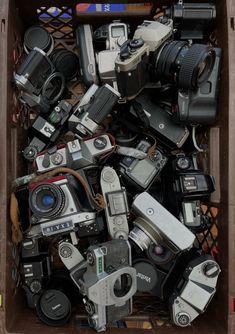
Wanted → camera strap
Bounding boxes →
[10,192,23,244]
[132,100,150,131]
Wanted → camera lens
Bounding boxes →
[155,41,215,89]
[113,273,132,298]
[29,183,65,219]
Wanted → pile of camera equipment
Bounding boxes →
[12,2,222,332]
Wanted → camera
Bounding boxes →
[23,100,72,161]
[100,166,129,240]
[27,175,96,238]
[15,48,65,113]
[69,84,120,138]
[173,171,215,200]
[115,20,173,100]
[175,48,222,125]
[97,22,128,88]
[165,2,216,40]
[129,192,195,253]
[35,135,113,173]
[21,252,51,308]
[80,240,137,332]
[119,139,168,190]
[170,254,220,327]
[130,93,190,149]
[180,200,212,233]
[76,24,99,86]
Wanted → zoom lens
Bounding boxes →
[155,41,215,90]
[29,183,65,219]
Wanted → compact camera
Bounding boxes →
[80,240,137,332]
[23,100,72,161]
[97,22,128,88]
[119,139,168,190]
[115,20,173,100]
[27,175,96,238]
[15,48,65,113]
[69,84,120,138]
[170,254,220,327]
[100,166,129,240]
[129,192,195,253]
[35,135,113,173]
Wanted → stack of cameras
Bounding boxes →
[13,2,221,332]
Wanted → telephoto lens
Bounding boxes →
[154,40,215,89]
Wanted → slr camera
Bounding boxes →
[80,240,137,332]
[35,135,113,173]
[27,174,96,238]
[170,254,220,327]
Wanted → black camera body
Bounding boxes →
[23,100,72,161]
[119,139,168,190]
[166,2,216,40]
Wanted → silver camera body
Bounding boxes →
[170,255,221,327]
[80,240,137,332]
[35,135,113,173]
[115,20,173,100]
[97,22,128,87]
[129,192,195,253]
[28,177,96,238]
[100,166,129,240]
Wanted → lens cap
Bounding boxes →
[24,26,54,54]
[36,289,71,326]
[134,260,157,292]
[50,49,79,81]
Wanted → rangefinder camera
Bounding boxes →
[27,175,96,238]
[35,135,113,173]
[129,192,195,253]
[100,166,129,240]
[80,240,137,332]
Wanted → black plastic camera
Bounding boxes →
[23,100,72,161]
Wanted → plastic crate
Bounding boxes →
[0,0,234,333]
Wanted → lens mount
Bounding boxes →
[29,182,65,219]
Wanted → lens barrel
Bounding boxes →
[29,183,65,219]
[155,41,215,90]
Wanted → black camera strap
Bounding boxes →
[132,100,150,130]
